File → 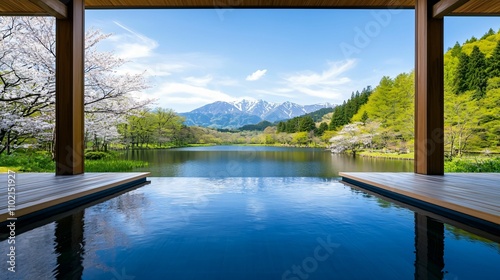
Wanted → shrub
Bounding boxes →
[85,151,111,160]
[444,157,500,172]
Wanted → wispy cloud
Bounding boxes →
[253,89,296,99]
[281,60,356,99]
[285,60,355,86]
[246,69,267,81]
[112,21,158,59]
[149,81,236,112]
[183,75,213,87]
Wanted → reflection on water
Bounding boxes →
[414,214,445,280]
[120,146,413,177]
[54,212,84,279]
[1,178,498,280]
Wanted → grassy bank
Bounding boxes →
[359,151,414,160]
[360,151,499,172]
[0,151,148,172]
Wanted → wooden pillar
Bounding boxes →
[55,0,85,175]
[415,0,444,175]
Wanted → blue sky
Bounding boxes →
[85,9,499,113]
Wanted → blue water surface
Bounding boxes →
[2,177,498,280]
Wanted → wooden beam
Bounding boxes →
[433,0,470,18]
[55,0,85,175]
[415,0,444,175]
[29,0,67,19]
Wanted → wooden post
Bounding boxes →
[415,0,444,175]
[55,0,85,175]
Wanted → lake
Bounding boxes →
[2,146,498,280]
[120,145,413,177]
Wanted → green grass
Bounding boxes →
[0,166,20,172]
[444,157,500,172]
[84,159,148,172]
[0,151,54,172]
[359,151,415,160]
[1,150,148,172]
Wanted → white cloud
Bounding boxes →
[253,89,296,99]
[183,75,213,87]
[148,81,236,112]
[112,21,158,59]
[285,60,355,86]
[280,59,356,100]
[246,69,267,81]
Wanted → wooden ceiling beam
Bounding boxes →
[29,0,67,19]
[433,0,470,18]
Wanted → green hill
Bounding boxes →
[347,28,500,156]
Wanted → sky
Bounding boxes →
[85,9,500,113]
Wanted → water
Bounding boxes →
[120,146,413,177]
[1,147,498,279]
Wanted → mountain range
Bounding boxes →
[180,99,335,129]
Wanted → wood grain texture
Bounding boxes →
[415,0,444,175]
[55,0,85,175]
[29,0,67,18]
[2,1,500,15]
[340,172,500,225]
[0,172,150,222]
[433,0,470,18]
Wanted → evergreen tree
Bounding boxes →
[456,52,469,94]
[317,122,328,136]
[329,102,346,130]
[277,122,284,133]
[298,116,316,132]
[481,28,495,40]
[487,40,500,78]
[465,36,478,44]
[467,46,488,99]
[328,86,373,130]
[450,42,462,57]
[361,111,369,124]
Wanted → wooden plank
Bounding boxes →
[55,0,85,175]
[84,0,415,9]
[0,172,150,222]
[339,172,500,225]
[433,0,470,18]
[29,0,67,19]
[2,0,500,15]
[451,0,500,16]
[415,0,444,175]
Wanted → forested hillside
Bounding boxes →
[332,29,500,157]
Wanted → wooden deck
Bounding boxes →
[0,172,150,224]
[340,172,500,232]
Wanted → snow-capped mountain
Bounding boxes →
[180,99,335,129]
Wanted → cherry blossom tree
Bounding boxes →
[329,122,378,156]
[0,17,151,154]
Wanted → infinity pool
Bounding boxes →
[1,177,499,279]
